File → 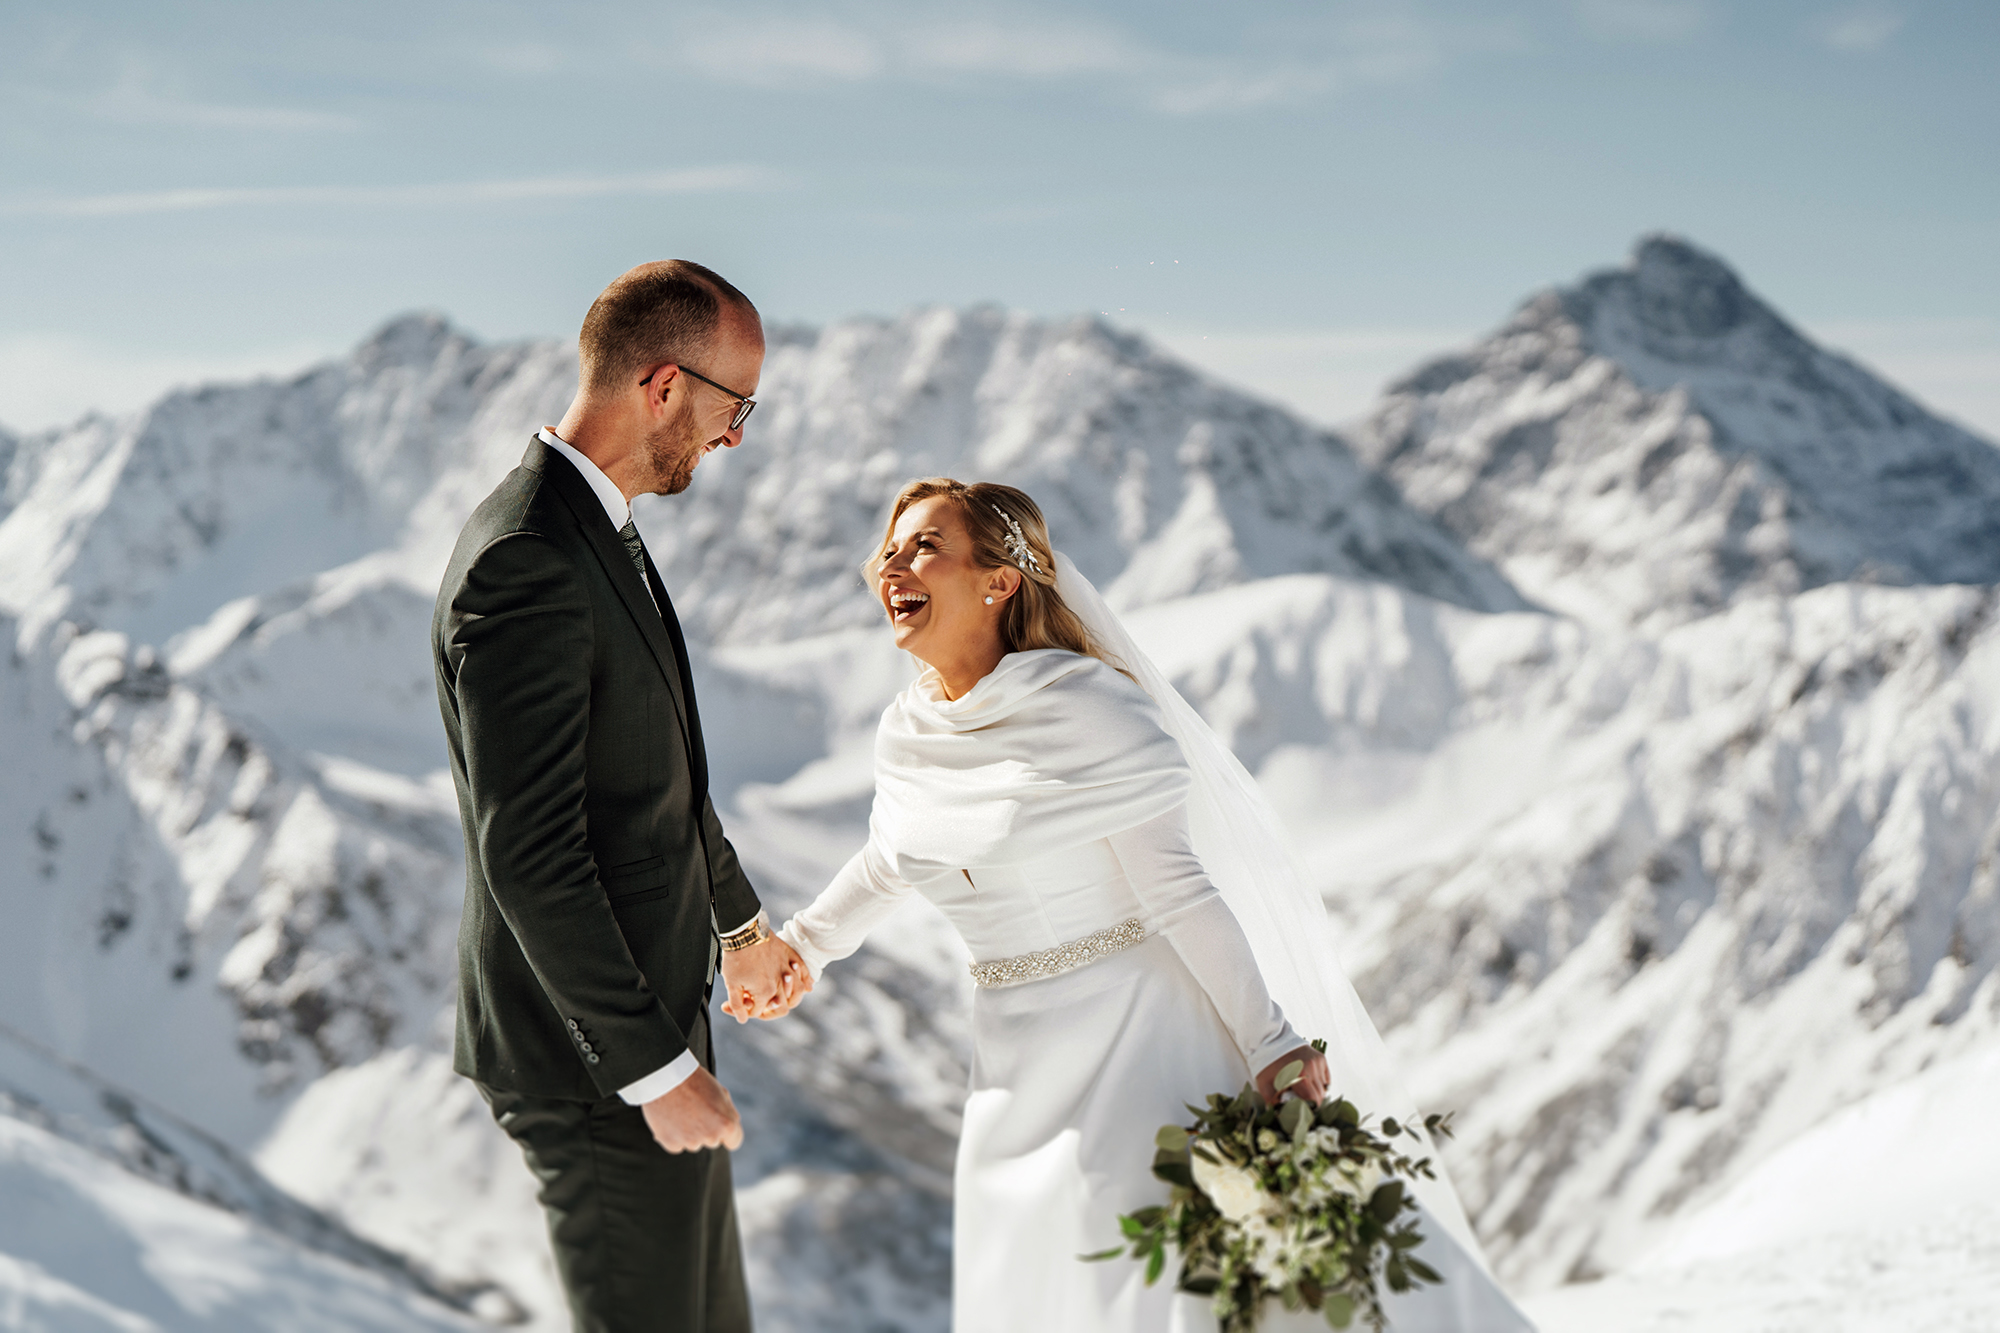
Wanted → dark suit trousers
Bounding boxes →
[479,1016,751,1333]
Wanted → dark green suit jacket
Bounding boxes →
[433,437,760,1101]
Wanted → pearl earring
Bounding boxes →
[984,596,994,605]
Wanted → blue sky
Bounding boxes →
[2,0,1995,435]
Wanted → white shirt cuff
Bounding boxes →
[617,1048,699,1105]
[719,911,763,938]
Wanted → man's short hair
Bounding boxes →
[578,260,759,396]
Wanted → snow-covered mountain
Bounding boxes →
[2,236,1996,1327]
[1131,572,2000,1289]
[1353,236,2000,628]
[0,1022,491,1330]
[650,308,1524,646]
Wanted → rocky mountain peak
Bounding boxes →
[350,311,471,374]
[1620,233,1761,339]
[1355,235,2000,627]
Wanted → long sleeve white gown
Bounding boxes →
[780,649,1533,1333]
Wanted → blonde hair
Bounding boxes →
[865,478,1125,672]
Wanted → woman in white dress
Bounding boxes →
[771,479,1534,1333]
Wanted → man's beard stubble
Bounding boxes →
[644,395,709,496]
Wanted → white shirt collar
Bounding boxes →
[538,428,631,530]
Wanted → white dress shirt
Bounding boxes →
[537,428,756,1106]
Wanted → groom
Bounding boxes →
[433,260,806,1332]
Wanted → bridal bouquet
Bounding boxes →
[1086,1041,1450,1332]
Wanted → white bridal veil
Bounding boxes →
[1054,555,1492,1270]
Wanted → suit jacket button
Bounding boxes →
[579,1042,593,1053]
[587,1054,600,1064]
[567,1019,579,1029]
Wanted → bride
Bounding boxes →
[752,478,1534,1332]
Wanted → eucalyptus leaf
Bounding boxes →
[1156,1124,1190,1153]
[1080,1247,1125,1262]
[1323,1292,1355,1328]
[1275,1060,1305,1092]
[1145,1244,1166,1286]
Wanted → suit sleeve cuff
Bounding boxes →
[617,1049,700,1105]
[718,910,763,939]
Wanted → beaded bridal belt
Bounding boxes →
[967,919,1148,989]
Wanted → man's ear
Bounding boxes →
[639,363,679,413]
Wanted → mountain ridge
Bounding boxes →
[2,237,1996,1326]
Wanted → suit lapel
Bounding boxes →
[529,441,699,784]
[643,552,710,801]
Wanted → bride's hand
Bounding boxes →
[720,934,814,1022]
[1255,1044,1330,1106]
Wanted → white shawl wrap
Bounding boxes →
[872,649,1191,883]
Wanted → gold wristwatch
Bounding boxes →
[718,914,771,953]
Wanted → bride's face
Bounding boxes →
[877,495,1014,663]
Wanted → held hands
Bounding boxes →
[1256,1043,1331,1107]
[642,1065,743,1153]
[719,931,813,1023]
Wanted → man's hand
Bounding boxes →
[642,1066,744,1153]
[1256,1043,1331,1107]
[720,932,813,1023]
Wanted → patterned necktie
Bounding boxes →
[618,518,664,617]
[616,518,648,582]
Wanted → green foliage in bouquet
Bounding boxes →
[1084,1040,1451,1332]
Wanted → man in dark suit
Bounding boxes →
[433,260,808,1332]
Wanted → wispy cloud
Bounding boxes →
[901,18,1144,78]
[1570,0,1708,43]
[0,167,781,220]
[682,17,891,85]
[680,11,1141,88]
[33,64,365,133]
[1150,11,1514,114]
[1810,7,1906,51]
[678,3,1510,114]
[87,85,360,132]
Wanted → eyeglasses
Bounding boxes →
[640,363,757,431]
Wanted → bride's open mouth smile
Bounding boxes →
[887,587,931,623]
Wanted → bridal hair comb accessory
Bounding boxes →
[991,505,1043,575]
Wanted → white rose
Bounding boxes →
[1331,1159,1386,1202]
[1191,1151,1270,1223]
